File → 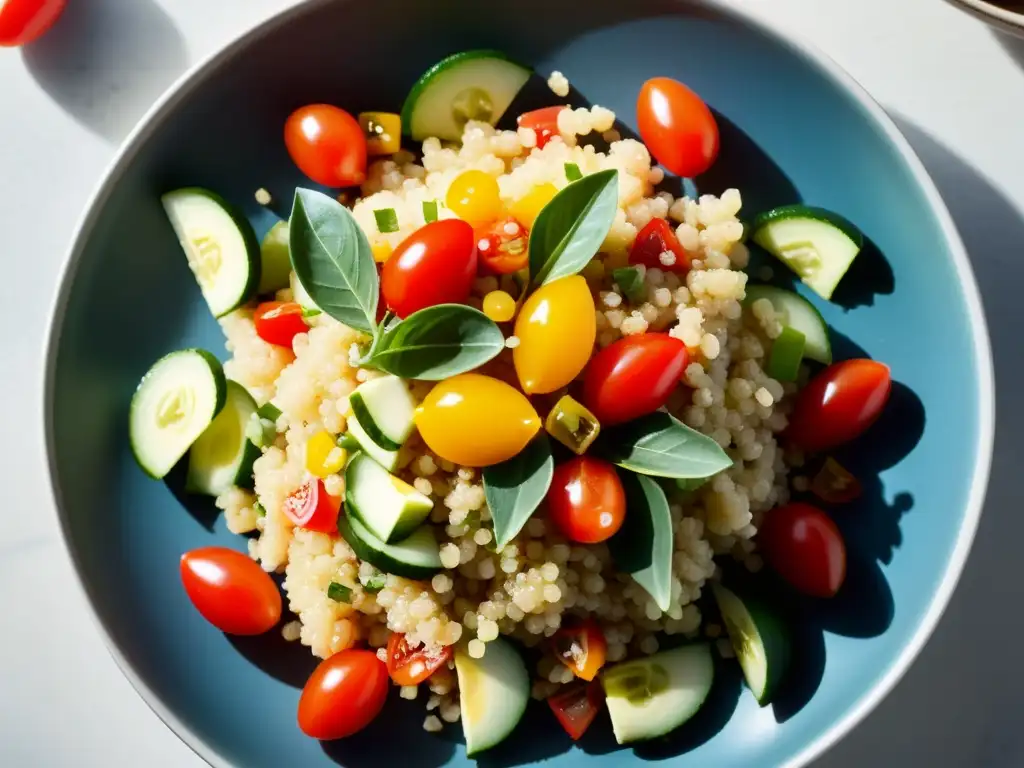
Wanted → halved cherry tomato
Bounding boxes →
[518,106,566,150]
[476,216,529,275]
[285,104,367,188]
[810,457,863,504]
[386,633,453,686]
[637,77,719,178]
[548,680,605,741]
[787,359,892,454]
[552,618,608,681]
[629,217,690,273]
[759,502,847,598]
[180,547,282,635]
[381,219,478,318]
[254,301,308,348]
[283,478,341,533]
[298,649,389,740]
[0,0,66,47]
[547,456,626,544]
[582,333,689,426]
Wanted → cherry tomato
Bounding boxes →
[582,334,689,426]
[381,219,478,318]
[298,649,389,740]
[475,217,529,275]
[254,301,308,348]
[180,547,282,635]
[518,106,566,150]
[548,681,605,741]
[552,618,608,681]
[0,0,66,47]
[787,359,892,454]
[759,502,847,598]
[386,633,453,686]
[629,217,690,273]
[637,77,719,178]
[415,374,541,467]
[513,276,597,395]
[547,456,626,544]
[285,105,367,188]
[446,170,504,227]
[283,478,341,533]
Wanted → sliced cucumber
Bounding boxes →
[258,220,291,295]
[130,349,227,479]
[186,381,261,494]
[349,375,417,450]
[346,410,400,472]
[345,452,432,543]
[766,326,806,383]
[456,637,530,755]
[401,50,532,141]
[162,188,261,317]
[712,583,791,706]
[750,205,863,301]
[290,271,321,318]
[601,644,714,744]
[744,284,831,364]
[337,512,442,579]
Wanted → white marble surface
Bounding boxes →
[3,0,1022,764]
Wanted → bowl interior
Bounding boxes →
[47,1,988,766]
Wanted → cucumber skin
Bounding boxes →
[163,188,262,318]
[337,513,442,580]
[744,284,832,365]
[751,204,864,247]
[400,50,532,138]
[130,348,227,480]
[349,391,403,451]
[344,453,430,543]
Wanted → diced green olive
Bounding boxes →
[545,395,601,454]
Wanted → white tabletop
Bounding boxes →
[3,0,1022,765]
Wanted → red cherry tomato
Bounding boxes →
[582,334,689,426]
[381,219,478,317]
[548,681,605,741]
[254,301,308,348]
[180,547,282,635]
[285,105,367,188]
[552,618,607,682]
[636,77,719,178]
[0,0,66,47]
[476,216,529,275]
[629,217,690,273]
[298,650,389,740]
[518,106,566,149]
[282,478,341,533]
[547,456,626,544]
[759,502,847,598]
[385,633,453,686]
[787,359,892,454]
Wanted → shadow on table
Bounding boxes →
[994,27,1024,69]
[21,0,187,143]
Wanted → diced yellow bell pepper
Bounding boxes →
[509,183,558,228]
[544,395,601,455]
[359,112,402,156]
[306,430,347,477]
[371,241,393,263]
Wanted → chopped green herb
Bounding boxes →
[327,582,353,603]
[423,200,439,223]
[374,208,400,233]
[564,162,583,182]
[360,567,387,592]
[612,266,647,304]
[253,501,266,517]
[337,433,360,451]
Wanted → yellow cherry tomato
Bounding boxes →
[513,275,597,395]
[446,170,503,226]
[306,430,347,477]
[358,111,402,156]
[371,241,393,263]
[509,183,557,228]
[482,290,516,322]
[414,374,541,467]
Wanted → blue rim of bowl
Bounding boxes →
[41,0,995,766]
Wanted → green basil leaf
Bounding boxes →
[529,169,619,286]
[607,471,672,611]
[612,266,647,304]
[367,304,504,380]
[595,411,732,479]
[289,188,378,334]
[483,436,554,551]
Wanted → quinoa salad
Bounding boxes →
[130,51,893,753]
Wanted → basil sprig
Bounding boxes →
[529,169,619,286]
[595,412,733,479]
[288,188,503,379]
[483,435,554,550]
